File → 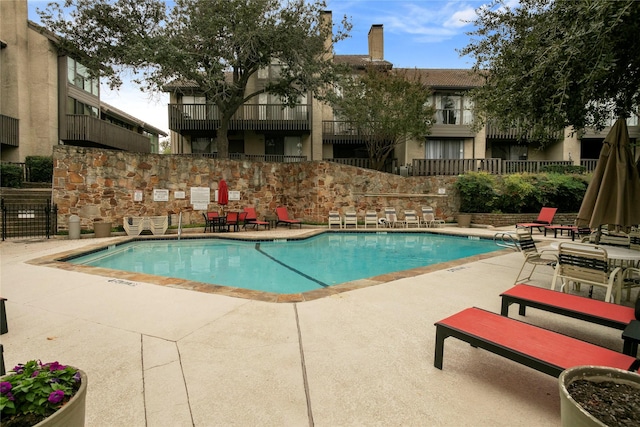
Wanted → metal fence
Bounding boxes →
[1,200,57,240]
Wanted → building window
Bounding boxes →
[67,97,98,117]
[431,94,474,125]
[67,58,99,96]
[192,137,216,154]
[425,139,463,159]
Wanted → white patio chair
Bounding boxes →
[328,211,342,229]
[551,242,623,303]
[403,210,420,228]
[364,210,378,228]
[343,210,358,229]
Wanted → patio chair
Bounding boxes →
[242,207,269,230]
[621,229,640,300]
[514,228,558,285]
[384,207,403,228]
[421,206,445,228]
[149,216,168,235]
[328,211,342,229]
[202,212,218,233]
[226,211,240,232]
[551,242,623,303]
[276,206,302,228]
[516,207,557,234]
[343,210,358,229]
[403,210,420,228]
[124,216,146,236]
[364,210,378,229]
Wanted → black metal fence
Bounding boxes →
[1,199,57,240]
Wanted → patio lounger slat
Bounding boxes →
[500,284,636,330]
[434,307,639,377]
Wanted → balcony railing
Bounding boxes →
[410,159,579,176]
[64,115,151,152]
[485,121,564,140]
[169,104,310,132]
[177,153,307,163]
[0,114,19,147]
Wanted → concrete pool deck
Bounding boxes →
[1,226,636,426]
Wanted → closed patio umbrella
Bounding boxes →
[576,118,640,238]
[217,179,229,215]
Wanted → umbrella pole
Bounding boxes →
[594,226,602,244]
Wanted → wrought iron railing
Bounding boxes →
[1,199,57,240]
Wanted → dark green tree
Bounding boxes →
[325,67,435,171]
[39,0,350,158]
[460,0,640,144]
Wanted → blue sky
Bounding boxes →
[27,0,499,135]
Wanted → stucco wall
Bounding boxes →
[53,146,460,230]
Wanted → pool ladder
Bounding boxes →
[494,231,519,251]
[177,212,183,240]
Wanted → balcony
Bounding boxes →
[322,121,366,143]
[485,121,564,141]
[63,115,151,152]
[178,153,306,163]
[0,114,19,147]
[169,104,310,132]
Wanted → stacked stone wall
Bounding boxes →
[52,146,461,230]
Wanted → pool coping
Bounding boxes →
[27,229,515,303]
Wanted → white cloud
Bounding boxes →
[444,7,478,28]
[368,1,486,44]
[101,83,169,135]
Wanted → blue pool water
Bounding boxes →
[68,233,499,294]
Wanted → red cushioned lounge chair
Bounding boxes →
[276,206,302,228]
[516,207,557,234]
[242,207,269,230]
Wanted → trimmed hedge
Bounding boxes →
[455,171,589,213]
[26,156,53,183]
[0,163,23,188]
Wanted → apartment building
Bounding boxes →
[0,0,167,164]
[164,11,638,170]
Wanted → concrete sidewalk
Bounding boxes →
[0,227,632,426]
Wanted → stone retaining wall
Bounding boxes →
[52,147,579,231]
[52,146,462,230]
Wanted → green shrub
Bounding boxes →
[454,172,498,213]
[25,156,53,183]
[494,174,539,213]
[540,164,586,174]
[0,163,23,188]
[456,172,588,213]
[544,173,589,212]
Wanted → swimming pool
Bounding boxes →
[67,232,500,294]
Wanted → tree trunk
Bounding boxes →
[216,115,230,159]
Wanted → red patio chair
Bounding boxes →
[276,207,302,228]
[242,207,269,230]
[516,207,557,234]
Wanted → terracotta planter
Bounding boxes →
[456,214,472,228]
[559,365,640,427]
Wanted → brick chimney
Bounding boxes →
[368,24,384,61]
